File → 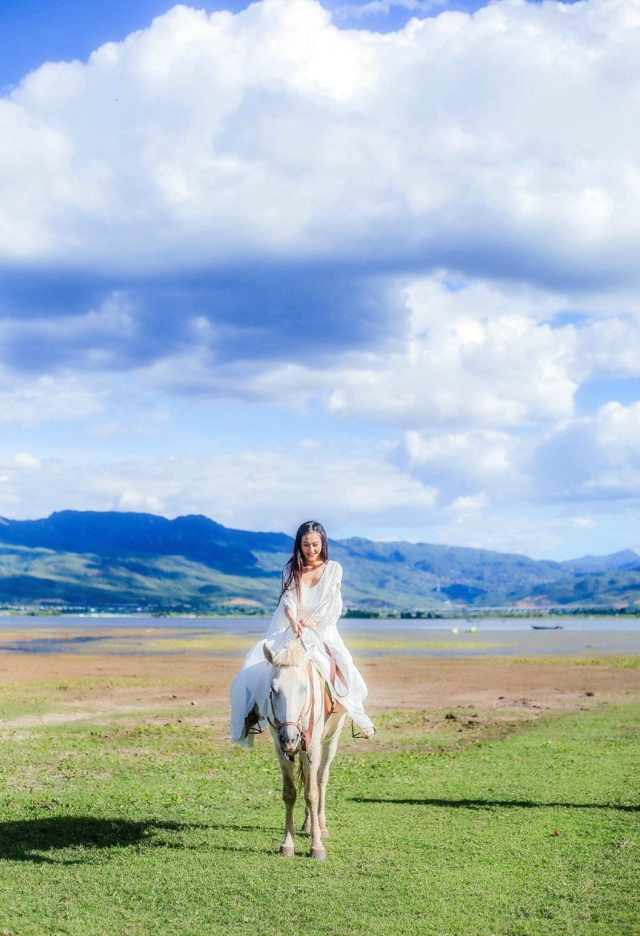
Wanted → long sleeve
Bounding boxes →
[265,585,298,638]
[313,579,343,635]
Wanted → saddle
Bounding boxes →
[321,641,348,717]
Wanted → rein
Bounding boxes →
[268,662,316,757]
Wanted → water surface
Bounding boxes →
[0,614,637,657]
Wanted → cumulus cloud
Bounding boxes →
[1,0,640,379]
[532,401,640,502]
[323,274,580,428]
[399,427,522,496]
[137,269,640,425]
[396,399,640,519]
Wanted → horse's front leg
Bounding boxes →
[301,746,325,860]
[317,709,347,838]
[274,739,297,857]
[301,705,347,837]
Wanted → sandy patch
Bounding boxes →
[360,655,640,712]
[0,650,638,725]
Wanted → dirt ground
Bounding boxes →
[1,650,638,732]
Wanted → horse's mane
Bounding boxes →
[271,640,307,668]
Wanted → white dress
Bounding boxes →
[230,560,374,746]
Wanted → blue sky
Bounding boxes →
[0,0,639,560]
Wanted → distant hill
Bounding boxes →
[0,511,291,576]
[330,537,566,608]
[560,549,640,574]
[0,510,637,612]
[526,567,640,608]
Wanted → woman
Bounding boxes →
[230,520,375,746]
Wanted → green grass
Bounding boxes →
[0,697,638,934]
[512,655,640,668]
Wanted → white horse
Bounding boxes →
[263,638,347,860]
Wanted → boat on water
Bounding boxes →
[531,624,563,630]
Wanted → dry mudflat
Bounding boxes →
[1,649,638,745]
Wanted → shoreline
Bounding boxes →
[1,607,640,619]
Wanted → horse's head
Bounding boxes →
[264,640,313,755]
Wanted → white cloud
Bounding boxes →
[0,0,639,280]
[0,451,42,479]
[574,315,640,381]
[396,399,640,517]
[533,401,640,502]
[0,369,107,426]
[400,427,521,495]
[115,491,166,513]
[2,0,640,419]
[1,405,639,558]
[323,274,579,428]
[10,452,42,470]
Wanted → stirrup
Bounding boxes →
[244,706,262,737]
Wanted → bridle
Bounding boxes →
[267,661,316,759]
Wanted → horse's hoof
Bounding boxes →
[279,845,295,858]
[320,828,330,839]
[310,846,326,861]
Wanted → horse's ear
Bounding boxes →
[301,646,314,666]
[263,643,274,664]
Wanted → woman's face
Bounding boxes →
[300,533,323,565]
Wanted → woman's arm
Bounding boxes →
[266,584,300,638]
[285,603,304,637]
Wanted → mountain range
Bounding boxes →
[0,510,638,613]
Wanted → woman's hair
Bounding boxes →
[280,520,329,599]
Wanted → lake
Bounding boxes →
[0,614,637,657]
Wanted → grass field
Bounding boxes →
[0,673,638,935]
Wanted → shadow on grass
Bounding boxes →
[351,797,639,811]
[0,816,205,864]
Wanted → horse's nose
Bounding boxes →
[279,727,300,752]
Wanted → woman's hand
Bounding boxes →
[284,607,318,636]
[299,618,319,629]
[289,618,303,637]
[285,606,303,637]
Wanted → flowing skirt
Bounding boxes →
[230,624,374,747]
